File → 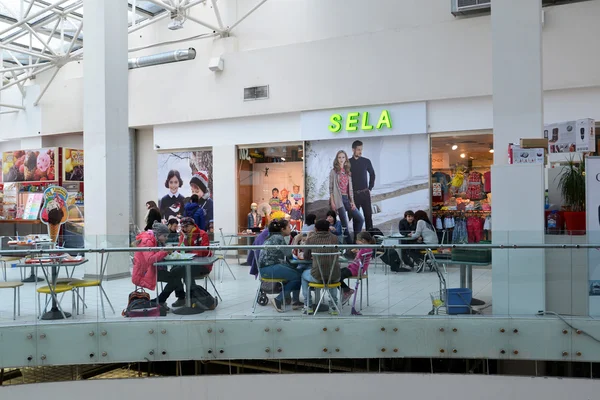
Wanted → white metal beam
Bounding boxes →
[0,0,71,37]
[145,0,222,33]
[22,24,58,57]
[64,20,83,56]
[210,0,224,31]
[0,1,83,47]
[229,0,268,32]
[23,0,35,19]
[0,42,53,60]
[1,62,54,91]
[0,103,25,110]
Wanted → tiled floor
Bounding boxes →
[0,258,492,325]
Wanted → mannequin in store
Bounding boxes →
[247,203,260,230]
[289,184,304,230]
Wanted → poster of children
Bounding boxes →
[156,151,214,232]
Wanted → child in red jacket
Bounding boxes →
[162,217,214,308]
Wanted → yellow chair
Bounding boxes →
[0,281,23,319]
[308,252,342,316]
[253,276,288,313]
[1,256,21,281]
[37,284,75,319]
[70,279,115,319]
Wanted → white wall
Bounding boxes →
[135,128,158,230]
[2,373,599,400]
[9,0,599,135]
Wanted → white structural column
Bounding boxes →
[83,0,130,278]
[213,145,237,236]
[491,0,545,315]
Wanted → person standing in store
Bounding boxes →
[189,171,213,232]
[349,140,376,231]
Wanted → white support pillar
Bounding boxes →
[212,145,237,237]
[491,0,545,315]
[83,0,130,279]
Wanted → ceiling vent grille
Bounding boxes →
[452,0,491,15]
[244,85,269,101]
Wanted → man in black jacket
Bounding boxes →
[398,210,418,268]
[349,140,376,231]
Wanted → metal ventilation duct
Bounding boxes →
[128,48,196,70]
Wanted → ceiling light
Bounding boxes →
[489,146,494,153]
[451,145,458,150]
[460,153,466,158]
[280,157,286,161]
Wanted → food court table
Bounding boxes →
[439,260,490,306]
[154,256,218,315]
[16,257,89,320]
[9,240,52,282]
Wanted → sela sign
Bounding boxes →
[300,102,426,142]
[328,110,392,133]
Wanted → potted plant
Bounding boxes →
[557,156,586,235]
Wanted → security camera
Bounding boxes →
[155,144,161,149]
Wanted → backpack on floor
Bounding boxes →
[189,284,218,311]
[122,288,167,317]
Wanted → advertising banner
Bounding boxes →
[586,157,600,315]
[2,148,57,183]
[157,150,214,231]
[305,134,429,234]
[63,148,84,182]
[545,119,595,154]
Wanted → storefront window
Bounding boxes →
[430,133,493,244]
[237,144,304,232]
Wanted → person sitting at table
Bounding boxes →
[339,231,374,304]
[158,217,213,308]
[301,213,316,234]
[410,210,439,270]
[302,219,341,315]
[292,233,308,260]
[248,227,270,277]
[184,194,206,232]
[166,218,180,244]
[132,222,170,306]
[398,210,419,269]
[326,210,343,244]
[258,219,302,312]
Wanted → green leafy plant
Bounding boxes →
[557,156,586,212]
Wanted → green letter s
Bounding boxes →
[329,114,342,133]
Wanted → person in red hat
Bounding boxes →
[189,171,213,232]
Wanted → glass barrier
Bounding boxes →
[0,231,595,328]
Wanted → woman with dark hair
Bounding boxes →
[257,219,302,312]
[410,210,438,271]
[144,202,162,231]
[301,213,316,233]
[329,150,364,243]
[412,210,438,245]
[159,169,185,220]
[326,210,343,243]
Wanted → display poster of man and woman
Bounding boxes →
[156,150,214,232]
[304,135,430,241]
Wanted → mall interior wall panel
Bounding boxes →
[0,85,41,139]
[2,371,600,400]
[12,0,596,135]
[153,113,302,150]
